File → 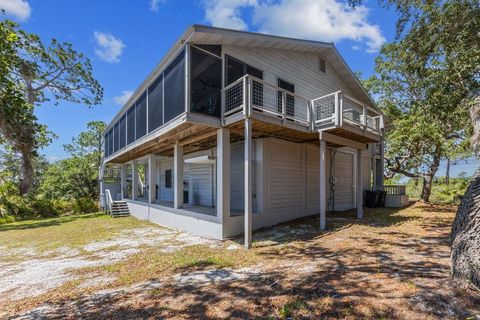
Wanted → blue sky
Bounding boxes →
[0,0,476,177]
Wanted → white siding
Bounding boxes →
[230,142,244,212]
[159,158,174,202]
[223,46,357,100]
[331,150,355,211]
[184,163,215,206]
[268,139,305,214]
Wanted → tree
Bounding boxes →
[38,121,106,201]
[63,121,105,168]
[0,18,103,195]
[364,0,477,202]
[354,0,480,288]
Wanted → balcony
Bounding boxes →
[222,75,384,143]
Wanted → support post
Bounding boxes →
[356,149,364,219]
[120,164,126,199]
[244,118,253,248]
[217,128,231,237]
[174,143,184,209]
[319,139,326,230]
[132,161,138,201]
[148,155,156,205]
[379,139,385,187]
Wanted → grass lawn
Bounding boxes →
[1,203,479,319]
[0,213,152,253]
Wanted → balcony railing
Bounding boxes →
[222,75,384,137]
[373,185,406,196]
[312,91,383,134]
[223,75,310,126]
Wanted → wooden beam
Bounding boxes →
[319,131,368,150]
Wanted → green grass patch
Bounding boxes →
[82,244,258,287]
[0,213,152,252]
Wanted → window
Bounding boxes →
[195,45,221,57]
[148,75,163,133]
[277,78,295,117]
[164,50,185,123]
[127,106,135,145]
[319,57,326,73]
[119,114,126,149]
[113,122,120,153]
[165,169,172,188]
[135,93,147,139]
[190,46,222,117]
[225,55,263,107]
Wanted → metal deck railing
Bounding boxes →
[222,75,384,135]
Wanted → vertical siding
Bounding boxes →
[223,45,357,100]
[268,139,305,214]
[230,142,244,212]
[159,158,174,202]
[184,163,215,206]
[331,150,355,211]
[362,154,372,191]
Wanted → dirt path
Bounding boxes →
[2,203,480,319]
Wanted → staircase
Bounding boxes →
[110,201,130,218]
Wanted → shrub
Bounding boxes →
[73,197,98,214]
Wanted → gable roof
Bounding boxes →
[107,24,382,131]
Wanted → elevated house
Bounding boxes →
[99,25,406,247]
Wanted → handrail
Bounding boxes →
[105,189,113,214]
[221,75,384,135]
[373,185,406,196]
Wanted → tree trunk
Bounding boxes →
[446,158,451,185]
[19,149,34,195]
[451,98,480,288]
[420,175,433,202]
[451,171,480,288]
[420,150,441,202]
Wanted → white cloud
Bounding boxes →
[0,0,31,21]
[113,90,133,106]
[150,0,166,12]
[203,0,257,30]
[93,31,125,63]
[203,0,385,53]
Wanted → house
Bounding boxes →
[99,25,404,247]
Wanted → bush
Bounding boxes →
[73,198,98,214]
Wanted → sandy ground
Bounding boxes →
[0,226,220,302]
[1,203,480,319]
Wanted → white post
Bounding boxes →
[244,118,253,248]
[217,128,231,237]
[319,139,326,230]
[174,143,184,209]
[132,161,138,201]
[379,139,385,187]
[120,164,126,199]
[356,149,364,219]
[148,155,156,205]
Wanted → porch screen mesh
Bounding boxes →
[113,122,119,153]
[190,46,221,117]
[119,114,126,149]
[108,128,113,157]
[135,93,147,139]
[148,75,163,133]
[104,133,110,157]
[164,50,185,123]
[127,106,135,144]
